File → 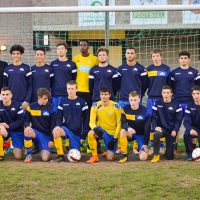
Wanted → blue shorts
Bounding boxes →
[128,134,144,150]
[61,126,81,151]
[33,129,51,152]
[7,131,24,149]
[52,96,65,111]
[118,101,130,108]
[147,98,161,116]
[98,128,118,153]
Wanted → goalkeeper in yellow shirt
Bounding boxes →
[86,87,121,164]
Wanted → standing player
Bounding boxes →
[3,44,32,110]
[73,40,98,108]
[171,51,200,150]
[117,47,148,108]
[31,47,53,102]
[50,42,77,110]
[146,49,171,153]
[24,88,56,163]
[51,80,89,162]
[184,85,200,161]
[119,91,151,163]
[151,86,183,162]
[0,87,24,161]
[89,47,118,102]
[87,88,121,164]
[0,59,8,94]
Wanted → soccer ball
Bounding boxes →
[192,148,200,161]
[67,149,81,162]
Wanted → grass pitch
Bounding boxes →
[0,153,199,200]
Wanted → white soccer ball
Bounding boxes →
[192,148,200,161]
[67,149,81,162]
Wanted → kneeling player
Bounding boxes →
[0,87,24,161]
[51,80,89,162]
[24,88,56,163]
[86,88,121,164]
[184,85,200,161]
[119,91,150,163]
[151,85,183,162]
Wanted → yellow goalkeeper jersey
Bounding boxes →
[73,54,98,92]
[90,101,121,139]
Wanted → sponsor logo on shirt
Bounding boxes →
[137,115,144,120]
[122,68,127,71]
[191,107,196,110]
[66,64,71,68]
[76,102,81,106]
[45,69,49,72]
[157,105,163,108]
[20,68,24,71]
[8,69,14,72]
[159,72,165,76]
[188,71,193,75]
[63,104,69,106]
[168,107,173,110]
[133,68,138,71]
[94,71,100,73]
[107,70,112,73]
[53,64,59,67]
[11,107,16,111]
[175,73,181,75]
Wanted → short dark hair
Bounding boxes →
[129,90,140,97]
[126,47,136,52]
[1,87,12,93]
[192,85,200,92]
[35,47,46,54]
[37,88,51,99]
[162,85,173,93]
[179,51,190,58]
[97,47,109,56]
[100,87,111,95]
[57,42,67,49]
[151,49,162,56]
[79,40,89,46]
[67,80,78,88]
[10,44,24,54]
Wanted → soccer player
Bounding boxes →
[31,47,53,102]
[73,40,98,108]
[184,85,200,161]
[89,47,119,102]
[119,91,150,163]
[171,51,200,111]
[3,44,32,110]
[0,87,24,161]
[86,87,121,164]
[24,88,56,163]
[171,51,200,150]
[50,42,77,110]
[51,80,89,162]
[151,86,183,162]
[0,59,8,94]
[117,47,148,108]
[147,49,171,115]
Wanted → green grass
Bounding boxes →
[0,156,200,200]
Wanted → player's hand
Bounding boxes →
[108,138,117,150]
[0,125,8,137]
[21,101,29,110]
[127,127,136,135]
[24,126,34,136]
[53,126,61,138]
[155,127,162,132]
[190,129,198,136]
[0,122,9,129]
[48,141,54,148]
[93,127,104,138]
[171,130,177,137]
[142,145,149,153]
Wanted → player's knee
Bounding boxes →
[14,151,23,160]
[41,151,50,162]
[106,151,115,161]
[120,129,126,137]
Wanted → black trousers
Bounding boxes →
[77,92,92,109]
[184,132,200,156]
[153,130,176,160]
